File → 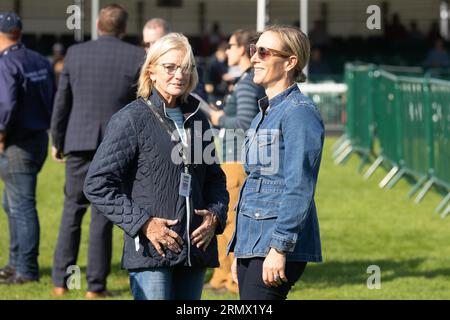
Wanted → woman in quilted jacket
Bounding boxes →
[84,33,229,300]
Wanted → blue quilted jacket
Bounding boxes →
[84,91,229,270]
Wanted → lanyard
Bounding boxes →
[143,98,191,168]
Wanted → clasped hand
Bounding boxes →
[141,209,218,257]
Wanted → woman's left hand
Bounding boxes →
[191,209,219,251]
[262,248,288,287]
[209,110,224,126]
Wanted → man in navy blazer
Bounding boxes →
[50,3,144,298]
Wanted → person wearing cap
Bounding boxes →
[0,12,55,285]
[50,4,144,298]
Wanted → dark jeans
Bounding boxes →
[237,257,307,300]
[0,132,48,280]
[52,151,113,292]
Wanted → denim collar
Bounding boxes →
[147,88,199,120]
[258,83,298,112]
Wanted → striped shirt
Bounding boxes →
[218,68,266,163]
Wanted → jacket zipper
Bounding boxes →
[185,166,192,266]
[182,102,200,267]
[163,100,201,267]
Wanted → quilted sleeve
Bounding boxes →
[84,111,151,238]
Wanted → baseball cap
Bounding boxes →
[0,12,22,33]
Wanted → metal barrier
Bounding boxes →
[299,82,347,134]
[365,70,403,186]
[334,64,450,217]
[334,64,375,172]
[428,78,450,217]
[429,78,450,190]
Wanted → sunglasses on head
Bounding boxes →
[249,44,291,60]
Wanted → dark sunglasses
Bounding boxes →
[249,44,291,60]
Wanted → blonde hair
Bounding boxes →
[137,33,198,102]
[264,25,310,83]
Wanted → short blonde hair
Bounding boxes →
[264,25,310,83]
[137,33,198,102]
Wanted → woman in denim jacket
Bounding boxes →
[227,25,324,300]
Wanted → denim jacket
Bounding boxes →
[227,84,324,262]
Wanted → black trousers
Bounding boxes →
[237,257,307,300]
[52,151,113,292]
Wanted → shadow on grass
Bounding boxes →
[39,262,126,277]
[293,258,450,291]
[37,263,130,296]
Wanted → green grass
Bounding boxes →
[0,137,449,299]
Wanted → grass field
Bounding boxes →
[0,136,449,300]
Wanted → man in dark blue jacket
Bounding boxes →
[50,4,144,298]
[0,12,55,285]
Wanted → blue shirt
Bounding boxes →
[0,43,55,142]
[165,106,187,145]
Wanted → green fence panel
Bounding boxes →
[344,63,450,193]
[373,70,402,165]
[428,78,450,188]
[344,65,354,138]
[303,86,346,132]
[345,64,375,154]
[379,65,424,77]
[396,77,431,178]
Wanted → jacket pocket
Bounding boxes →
[236,199,279,253]
[255,132,280,175]
[240,199,279,220]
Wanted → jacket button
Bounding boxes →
[255,213,260,218]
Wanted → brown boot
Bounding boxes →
[52,287,68,297]
[85,290,114,299]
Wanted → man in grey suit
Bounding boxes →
[50,3,144,298]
